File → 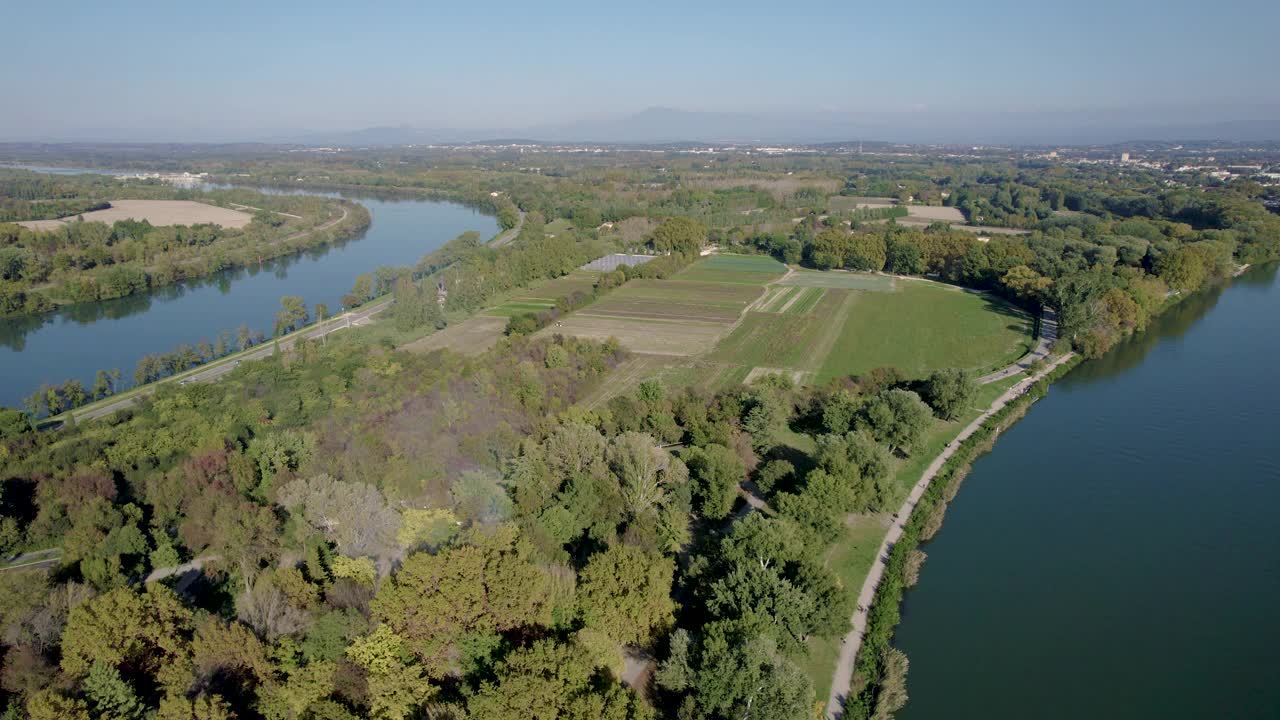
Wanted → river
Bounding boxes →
[893,263,1280,718]
[0,171,498,407]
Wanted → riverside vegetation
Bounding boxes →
[0,145,1278,719]
[0,170,371,317]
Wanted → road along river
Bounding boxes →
[0,174,498,408]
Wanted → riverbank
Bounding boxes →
[889,262,1280,719]
[2,198,370,319]
[824,352,1079,718]
[39,294,393,427]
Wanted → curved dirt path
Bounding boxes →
[824,351,1075,719]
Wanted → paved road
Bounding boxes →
[0,548,62,572]
[68,300,390,423]
[489,210,526,247]
[978,308,1059,385]
[824,351,1075,719]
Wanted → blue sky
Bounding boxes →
[4,0,1278,142]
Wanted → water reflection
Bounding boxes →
[1061,262,1277,385]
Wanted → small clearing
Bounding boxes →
[402,315,508,356]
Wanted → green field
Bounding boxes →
[485,271,600,317]
[674,253,787,284]
[710,290,846,370]
[584,278,765,323]
[816,282,1032,381]
[780,269,895,291]
[786,286,825,314]
[551,256,1031,396]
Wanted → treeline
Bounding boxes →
[0,172,117,222]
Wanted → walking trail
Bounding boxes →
[824,350,1075,719]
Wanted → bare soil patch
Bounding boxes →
[17,200,253,229]
[904,205,966,222]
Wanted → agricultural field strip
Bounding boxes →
[753,286,796,312]
[774,286,808,313]
[779,270,896,291]
[784,286,825,314]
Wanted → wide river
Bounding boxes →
[894,263,1280,718]
[0,172,498,407]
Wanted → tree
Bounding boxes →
[84,661,145,720]
[60,585,194,680]
[861,389,931,455]
[608,432,685,518]
[467,639,651,720]
[274,296,308,335]
[0,407,31,438]
[821,389,862,433]
[92,370,114,400]
[577,545,676,645]
[1001,264,1052,305]
[450,469,512,525]
[920,368,976,421]
[346,625,434,720]
[236,324,253,351]
[684,444,745,520]
[25,690,91,720]
[658,629,811,720]
[277,474,401,561]
[886,238,924,274]
[742,389,789,453]
[350,274,375,304]
[650,217,706,254]
[371,525,552,674]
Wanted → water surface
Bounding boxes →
[894,264,1280,719]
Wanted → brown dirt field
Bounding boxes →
[543,314,726,355]
[16,200,253,230]
[905,205,966,222]
[402,315,508,356]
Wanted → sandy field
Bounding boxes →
[16,200,253,230]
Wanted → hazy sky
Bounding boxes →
[5,0,1278,142]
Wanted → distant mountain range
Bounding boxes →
[8,106,1280,147]
[294,106,1280,147]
